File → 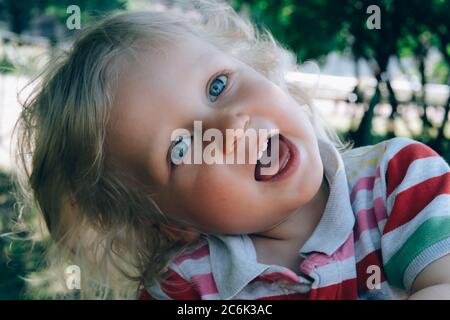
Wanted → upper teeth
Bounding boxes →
[257,139,269,160]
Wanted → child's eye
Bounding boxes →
[169,136,192,166]
[208,74,228,102]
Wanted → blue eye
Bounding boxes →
[208,74,228,102]
[170,136,191,166]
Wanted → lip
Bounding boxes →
[255,134,300,182]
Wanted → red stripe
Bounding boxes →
[173,244,210,265]
[373,196,388,222]
[256,271,299,284]
[138,289,154,300]
[161,269,201,300]
[354,208,379,241]
[191,273,219,296]
[308,278,357,300]
[375,166,381,178]
[354,198,387,242]
[383,172,450,234]
[336,278,359,300]
[356,249,385,293]
[386,143,438,198]
[350,176,375,203]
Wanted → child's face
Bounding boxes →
[109,35,324,235]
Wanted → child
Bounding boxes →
[15,0,450,300]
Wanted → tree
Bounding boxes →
[232,0,449,152]
[427,0,450,153]
[1,0,127,36]
[230,0,348,62]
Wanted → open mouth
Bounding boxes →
[254,134,299,182]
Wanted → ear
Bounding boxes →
[159,224,200,243]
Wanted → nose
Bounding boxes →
[215,110,250,155]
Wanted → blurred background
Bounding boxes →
[0,0,449,299]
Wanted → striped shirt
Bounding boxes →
[140,137,450,300]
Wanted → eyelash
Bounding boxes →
[168,135,192,168]
[207,70,231,103]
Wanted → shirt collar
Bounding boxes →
[299,139,355,255]
[207,234,269,300]
[207,139,355,299]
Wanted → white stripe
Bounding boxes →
[355,227,382,263]
[373,177,385,200]
[354,204,387,241]
[376,138,420,214]
[313,257,357,288]
[378,219,387,233]
[381,194,450,262]
[354,197,386,225]
[343,143,385,168]
[201,293,221,300]
[387,156,449,213]
[352,188,374,211]
[174,255,213,279]
[345,151,382,176]
[348,176,384,206]
[346,161,379,183]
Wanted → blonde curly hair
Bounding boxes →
[13,0,344,299]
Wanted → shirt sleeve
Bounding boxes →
[380,138,450,292]
[142,263,201,300]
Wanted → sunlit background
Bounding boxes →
[0,0,449,299]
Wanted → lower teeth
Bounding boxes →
[278,153,290,174]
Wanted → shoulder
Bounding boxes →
[341,139,388,190]
[342,137,447,186]
[343,137,435,160]
[342,137,429,168]
[374,139,450,291]
[379,138,448,200]
[380,137,444,170]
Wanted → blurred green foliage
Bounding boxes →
[1,0,127,35]
[230,0,449,67]
[0,172,48,299]
[0,55,15,74]
[231,0,450,158]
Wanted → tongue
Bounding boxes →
[255,136,290,181]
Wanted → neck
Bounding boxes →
[253,176,329,244]
[249,176,330,271]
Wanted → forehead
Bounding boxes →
[116,35,232,107]
[136,35,226,79]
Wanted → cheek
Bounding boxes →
[170,165,261,233]
[287,106,316,142]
